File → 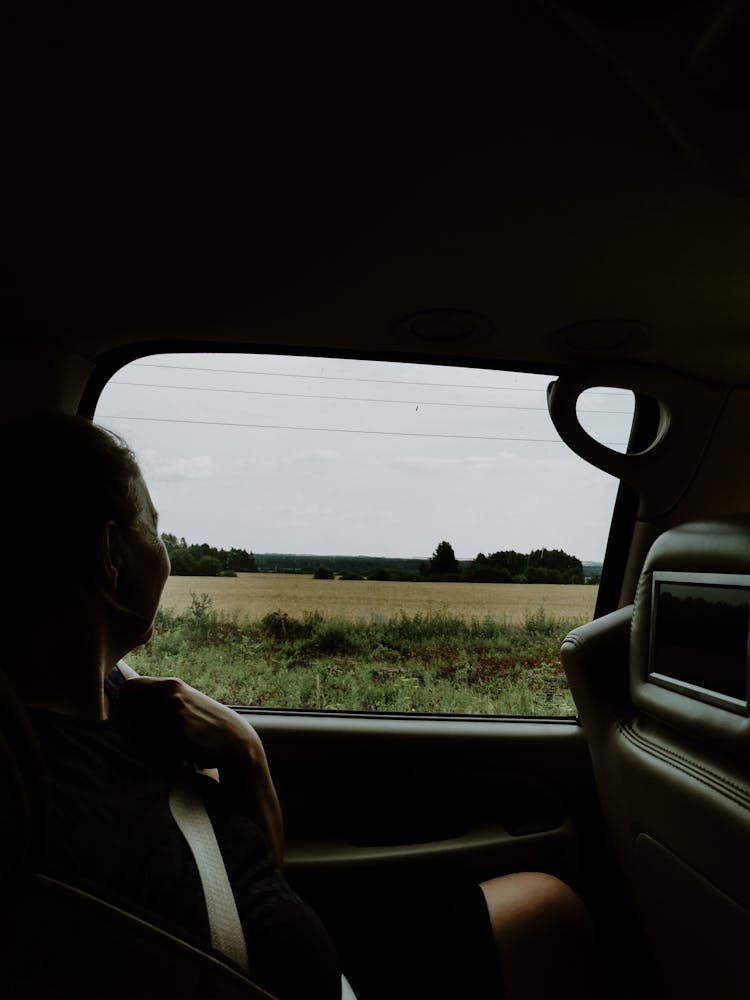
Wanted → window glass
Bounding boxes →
[96,354,632,716]
[576,387,635,454]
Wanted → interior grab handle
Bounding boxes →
[547,363,727,520]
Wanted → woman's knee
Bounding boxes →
[479,872,596,999]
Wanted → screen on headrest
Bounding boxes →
[649,572,750,712]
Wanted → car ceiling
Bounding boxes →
[4,2,750,383]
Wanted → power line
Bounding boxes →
[98,412,628,447]
[129,361,629,396]
[109,380,633,415]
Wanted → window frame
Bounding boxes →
[83,342,640,721]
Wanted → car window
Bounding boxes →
[95,354,633,717]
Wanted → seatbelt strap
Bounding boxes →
[115,661,249,972]
[115,662,358,998]
[168,761,250,972]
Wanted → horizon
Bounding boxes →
[159,536,604,568]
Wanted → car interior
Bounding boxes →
[3,4,750,998]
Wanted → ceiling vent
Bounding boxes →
[395,308,493,343]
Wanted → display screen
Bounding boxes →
[650,576,749,706]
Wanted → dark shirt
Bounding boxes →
[28,694,341,1000]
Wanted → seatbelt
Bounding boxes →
[115,662,249,971]
[115,661,358,999]
[169,760,250,971]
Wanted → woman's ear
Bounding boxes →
[99,520,123,592]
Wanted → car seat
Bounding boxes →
[561,516,750,1000]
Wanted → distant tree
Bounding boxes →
[160,533,261,575]
[160,532,179,551]
[370,568,392,581]
[463,553,513,583]
[195,555,222,576]
[425,540,459,578]
[462,546,584,584]
[528,548,583,584]
[526,566,548,584]
[169,548,198,575]
[313,566,335,580]
[226,547,258,572]
[486,550,527,577]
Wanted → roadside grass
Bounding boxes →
[127,594,582,716]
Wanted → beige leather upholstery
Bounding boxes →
[562,517,750,1000]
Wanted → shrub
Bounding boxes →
[184,593,217,644]
[259,610,316,641]
[153,606,179,632]
[196,555,223,576]
[307,618,360,654]
[313,566,335,580]
[169,548,198,575]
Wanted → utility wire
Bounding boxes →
[109,380,633,415]
[99,412,627,447]
[129,361,629,396]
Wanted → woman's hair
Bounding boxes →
[0,414,143,613]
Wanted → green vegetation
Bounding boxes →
[420,540,461,581]
[245,552,425,579]
[162,534,258,576]
[162,533,595,586]
[462,547,584,585]
[127,594,580,716]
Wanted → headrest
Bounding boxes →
[631,516,750,759]
[0,667,49,895]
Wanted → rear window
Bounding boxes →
[96,353,632,716]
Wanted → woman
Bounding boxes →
[1,414,595,999]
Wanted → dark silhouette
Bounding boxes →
[0,414,598,1000]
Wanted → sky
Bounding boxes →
[96,353,634,563]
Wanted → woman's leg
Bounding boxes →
[480,872,597,999]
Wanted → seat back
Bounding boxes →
[562,517,750,1000]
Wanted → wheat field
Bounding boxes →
[161,573,598,624]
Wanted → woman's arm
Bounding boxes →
[216,736,284,868]
[120,676,284,866]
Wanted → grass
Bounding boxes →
[127,593,583,717]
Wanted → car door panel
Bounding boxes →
[240,711,599,902]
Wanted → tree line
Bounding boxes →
[419,540,585,585]
[161,534,258,576]
[161,533,592,585]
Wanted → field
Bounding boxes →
[160,573,598,624]
[128,575,598,717]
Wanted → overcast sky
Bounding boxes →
[96,354,633,563]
